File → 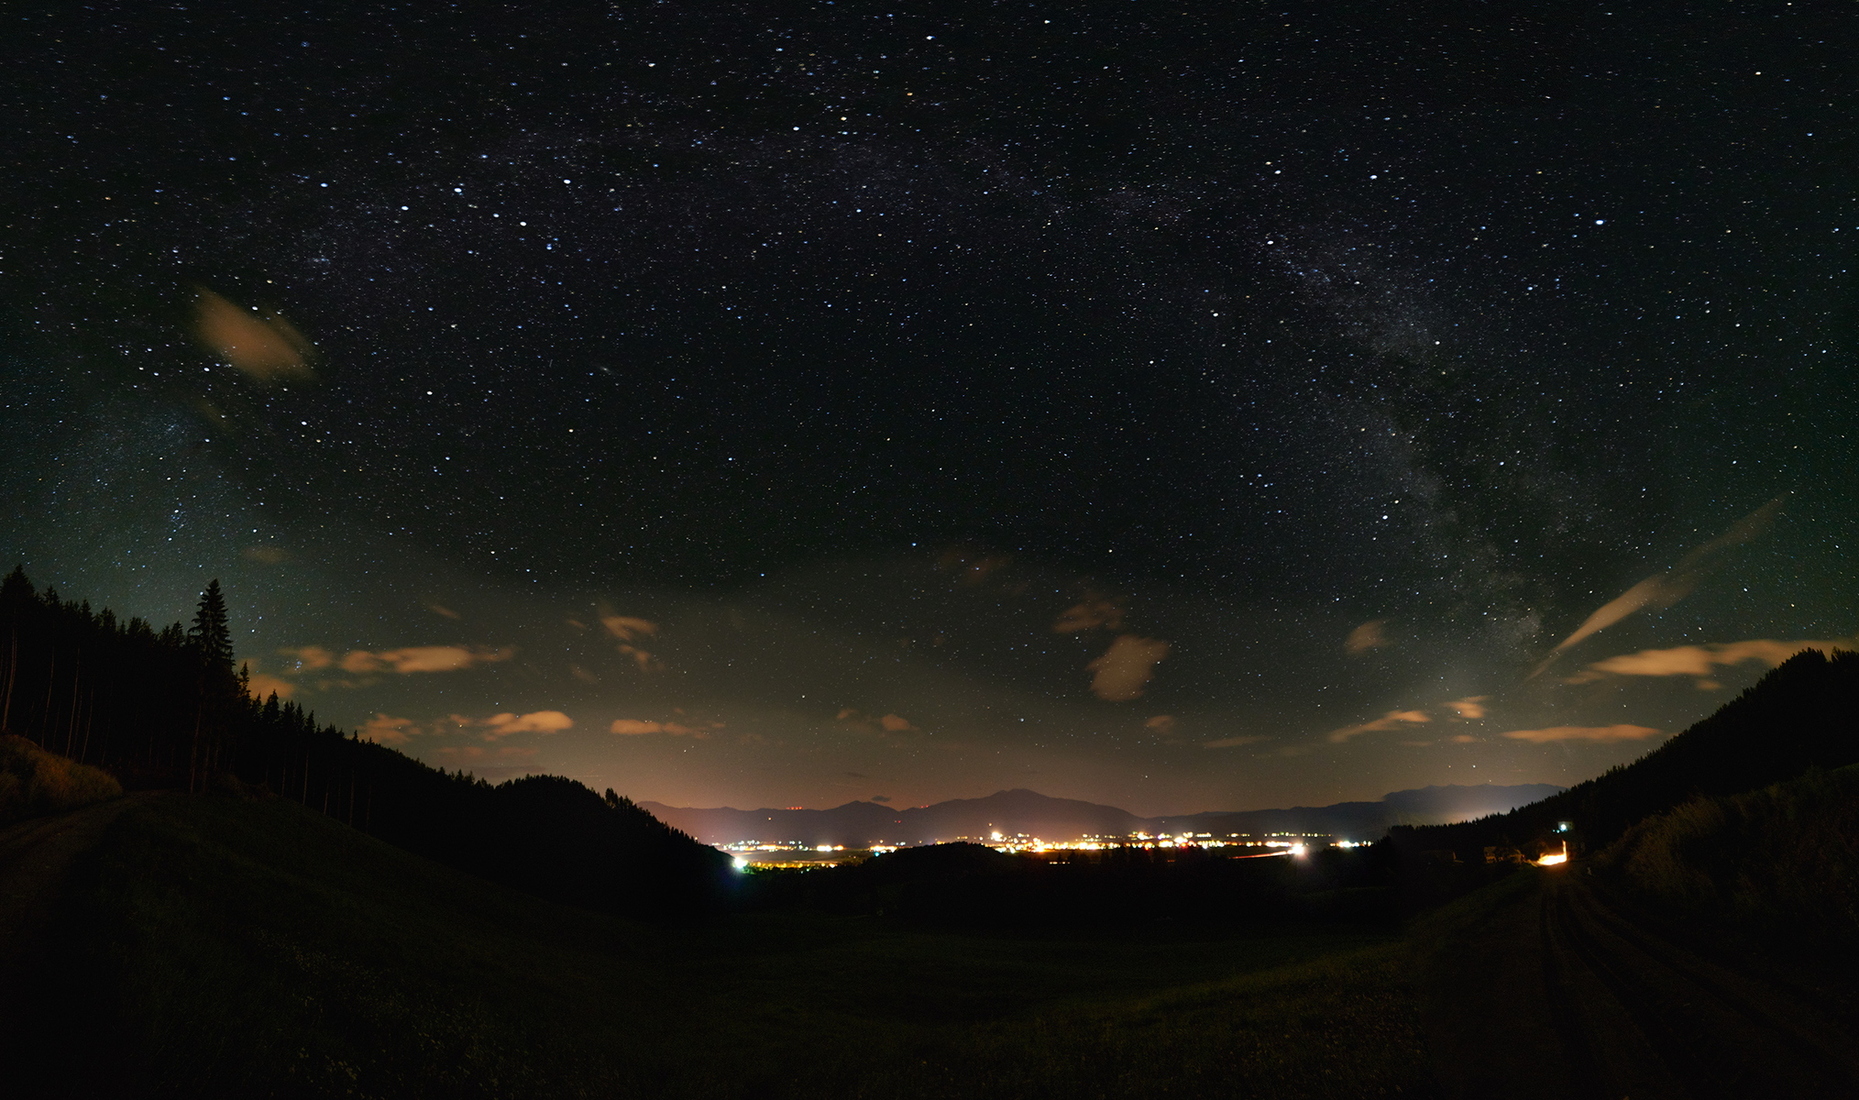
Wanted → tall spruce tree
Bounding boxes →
[185,580,237,790]
[189,580,234,670]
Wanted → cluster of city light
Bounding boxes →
[968,832,1346,856]
[721,832,1366,868]
[722,840,860,870]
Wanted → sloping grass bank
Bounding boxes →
[17,795,1434,1099]
[0,735,121,826]
[1602,762,1859,938]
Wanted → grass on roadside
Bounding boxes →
[0,735,121,827]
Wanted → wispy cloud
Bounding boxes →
[245,672,295,700]
[242,545,291,564]
[1569,638,1854,687]
[1204,735,1268,749]
[361,713,417,745]
[1053,592,1125,633]
[617,643,663,672]
[1087,635,1171,702]
[598,614,663,670]
[600,615,658,641]
[1144,715,1177,735]
[280,646,335,672]
[281,644,513,676]
[833,708,917,735]
[610,718,708,737]
[1345,619,1390,655]
[193,287,316,383]
[337,645,516,674]
[1328,709,1430,743]
[1536,496,1787,674]
[1501,724,1662,743]
[1588,639,1844,679]
[480,711,574,739]
[1445,696,1490,720]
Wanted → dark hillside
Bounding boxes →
[1602,762,1859,944]
[1392,648,1859,862]
[0,567,730,918]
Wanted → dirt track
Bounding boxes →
[0,795,154,984]
[1421,864,1859,1100]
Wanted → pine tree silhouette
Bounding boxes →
[189,580,234,670]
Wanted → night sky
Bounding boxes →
[4,1,1855,815]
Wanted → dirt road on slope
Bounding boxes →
[0,794,158,984]
[1419,865,1859,1100]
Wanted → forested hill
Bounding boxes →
[1392,648,1859,861]
[0,567,732,917]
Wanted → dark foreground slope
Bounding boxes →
[1406,653,1859,1099]
[1602,761,1859,949]
[0,568,734,920]
[1393,648,1859,863]
[1414,865,1859,1100]
[1,793,1434,1100]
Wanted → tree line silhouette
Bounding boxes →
[0,566,732,917]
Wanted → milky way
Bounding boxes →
[3,1,1854,813]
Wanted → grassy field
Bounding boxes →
[17,795,1434,1099]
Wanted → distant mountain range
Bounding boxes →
[640,783,1565,848]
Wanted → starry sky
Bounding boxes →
[3,1,1855,815]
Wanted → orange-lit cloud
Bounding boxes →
[1445,696,1490,720]
[242,545,291,565]
[1087,634,1171,702]
[609,719,707,737]
[335,645,516,674]
[280,646,336,671]
[597,614,663,670]
[1053,593,1125,633]
[1328,709,1430,743]
[833,708,916,735]
[193,287,316,383]
[1538,496,1787,672]
[426,603,462,620]
[480,711,573,739]
[1144,715,1177,735]
[1569,638,1855,686]
[1345,619,1390,655]
[617,643,663,672]
[362,713,417,745]
[1501,724,1662,743]
[600,615,658,641]
[1204,735,1268,749]
[1448,734,1480,743]
[245,672,295,700]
